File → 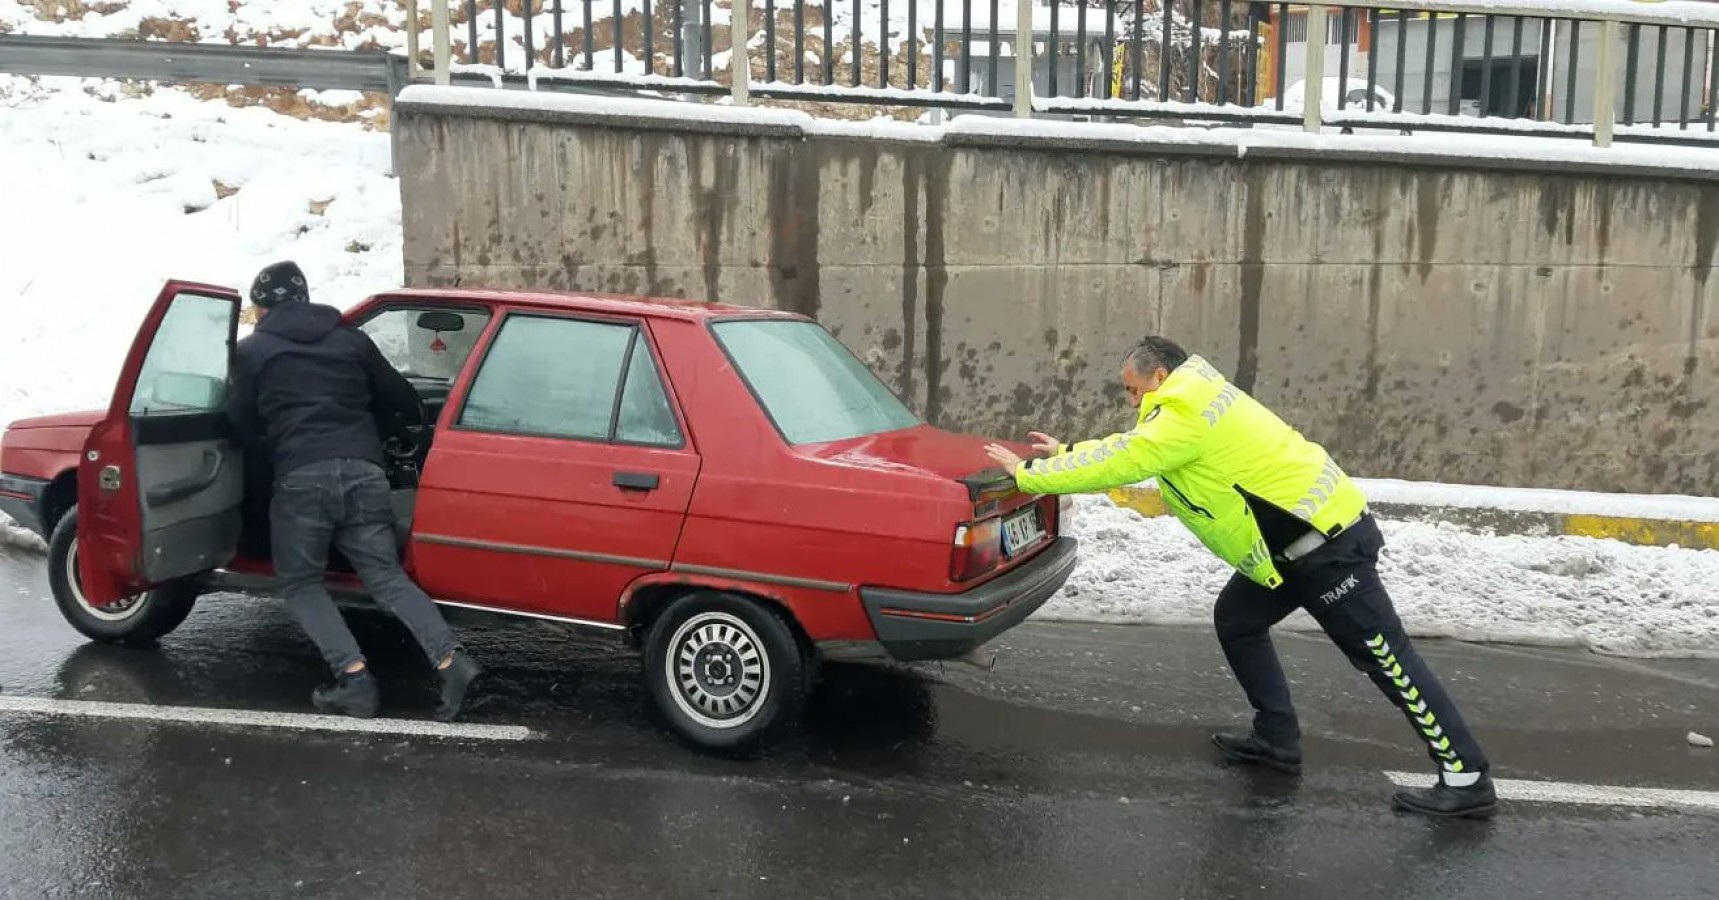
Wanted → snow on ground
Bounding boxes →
[0,75,402,434]
[1048,496,1719,659]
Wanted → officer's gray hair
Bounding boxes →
[1124,336,1189,375]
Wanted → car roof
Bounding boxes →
[364,287,808,323]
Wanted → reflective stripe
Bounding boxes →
[1200,384,1241,426]
[1367,633,1468,774]
[1293,457,1347,520]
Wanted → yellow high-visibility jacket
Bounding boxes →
[1013,355,1368,588]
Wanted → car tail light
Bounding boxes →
[950,518,1002,582]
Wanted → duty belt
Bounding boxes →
[1276,509,1368,564]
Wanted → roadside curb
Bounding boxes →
[1104,486,1719,552]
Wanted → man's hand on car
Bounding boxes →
[1027,431,1061,456]
[984,443,1025,472]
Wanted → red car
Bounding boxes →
[0,280,1078,752]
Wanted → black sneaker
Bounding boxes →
[1212,732,1303,775]
[312,669,380,719]
[434,649,482,722]
[1392,773,1498,819]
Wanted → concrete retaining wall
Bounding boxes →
[393,90,1719,495]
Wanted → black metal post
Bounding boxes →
[674,0,685,75]
[1566,21,1581,124]
[1422,11,1437,113]
[1536,17,1551,120]
[826,0,835,84]
[522,0,534,70]
[467,0,479,64]
[765,0,776,82]
[1275,2,1288,110]
[702,0,712,78]
[1623,23,1640,124]
[1189,0,1201,102]
[880,0,889,87]
[643,0,653,75]
[1366,8,1379,111]
[1219,0,1232,105]
[962,0,972,93]
[1077,0,1088,98]
[935,0,945,90]
[795,0,805,83]
[1448,13,1464,116]
[613,0,623,72]
[551,0,563,68]
[495,0,506,69]
[1337,8,1351,110]
[583,0,594,68]
[1680,26,1695,126]
[907,0,916,89]
[1152,0,1165,101]
[1653,24,1668,126]
[1508,16,1523,117]
[1479,15,1494,117]
[988,0,999,96]
[1708,27,1719,131]
[1050,0,1060,98]
[1393,9,1407,111]
[854,0,863,85]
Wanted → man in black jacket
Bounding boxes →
[227,261,480,720]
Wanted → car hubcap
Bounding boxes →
[667,612,770,729]
[66,542,145,623]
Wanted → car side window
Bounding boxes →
[458,314,681,447]
[131,292,234,416]
[615,337,682,447]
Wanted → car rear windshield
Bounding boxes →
[711,319,921,445]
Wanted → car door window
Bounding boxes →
[614,337,682,447]
[131,292,234,416]
[458,314,680,446]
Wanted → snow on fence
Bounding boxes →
[402,0,1719,146]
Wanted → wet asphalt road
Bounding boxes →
[3,545,1719,899]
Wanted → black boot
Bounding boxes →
[313,669,380,719]
[1213,732,1302,774]
[1392,773,1498,819]
[434,649,482,722]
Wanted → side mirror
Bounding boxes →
[151,372,224,410]
[416,311,466,333]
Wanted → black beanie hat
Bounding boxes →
[251,260,309,308]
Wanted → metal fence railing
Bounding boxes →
[404,0,1719,145]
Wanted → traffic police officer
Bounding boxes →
[985,336,1496,819]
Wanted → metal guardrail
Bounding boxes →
[403,0,1719,146]
[0,35,407,92]
[4,0,1718,149]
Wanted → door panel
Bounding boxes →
[409,313,701,623]
[77,281,243,605]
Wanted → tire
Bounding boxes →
[47,506,199,645]
[643,591,809,755]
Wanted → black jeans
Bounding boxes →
[270,458,460,675]
[1213,514,1490,777]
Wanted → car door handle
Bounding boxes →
[613,471,660,491]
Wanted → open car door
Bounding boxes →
[76,280,245,606]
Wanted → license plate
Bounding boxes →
[1000,507,1045,556]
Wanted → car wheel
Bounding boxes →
[643,591,808,755]
[47,506,199,645]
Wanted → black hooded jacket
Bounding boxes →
[226,301,423,479]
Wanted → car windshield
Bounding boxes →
[356,306,491,382]
[711,318,922,445]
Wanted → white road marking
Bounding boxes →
[0,695,536,741]
[1385,771,1719,814]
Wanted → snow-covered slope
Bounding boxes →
[0,77,402,432]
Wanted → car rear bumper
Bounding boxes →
[0,473,48,538]
[858,536,1079,662]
